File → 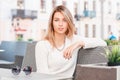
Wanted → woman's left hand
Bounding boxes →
[63,41,84,59]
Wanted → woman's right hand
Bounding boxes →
[63,41,85,59]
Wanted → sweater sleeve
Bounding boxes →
[83,38,107,49]
[74,35,107,49]
[35,41,49,73]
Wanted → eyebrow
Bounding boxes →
[53,17,59,19]
[53,17,65,20]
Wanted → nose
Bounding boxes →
[59,21,63,26]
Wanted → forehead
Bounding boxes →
[53,12,65,19]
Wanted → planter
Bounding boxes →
[107,62,120,66]
[75,63,120,80]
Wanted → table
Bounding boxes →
[75,63,120,80]
[0,68,72,80]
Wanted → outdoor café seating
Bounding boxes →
[0,41,108,80]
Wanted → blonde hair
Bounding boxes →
[44,5,75,47]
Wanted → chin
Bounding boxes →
[58,31,66,34]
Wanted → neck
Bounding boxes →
[54,33,66,48]
[55,34,65,42]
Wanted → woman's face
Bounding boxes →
[53,12,68,35]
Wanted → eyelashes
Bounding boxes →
[53,19,67,22]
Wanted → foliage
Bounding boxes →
[17,36,23,41]
[105,39,120,46]
[27,38,33,42]
[105,45,120,63]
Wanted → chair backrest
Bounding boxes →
[74,46,107,71]
[0,41,28,62]
[77,46,108,64]
[22,41,37,72]
[73,46,108,80]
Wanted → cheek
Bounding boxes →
[53,21,58,27]
[64,26,68,31]
[53,26,57,31]
[53,22,57,29]
[53,25,57,32]
[64,24,68,30]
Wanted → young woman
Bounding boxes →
[35,5,106,80]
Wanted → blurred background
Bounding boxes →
[0,0,120,41]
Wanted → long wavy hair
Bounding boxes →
[44,5,75,47]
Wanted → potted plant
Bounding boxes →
[105,45,120,66]
[17,36,23,41]
[105,39,120,46]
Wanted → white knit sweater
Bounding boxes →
[35,35,106,79]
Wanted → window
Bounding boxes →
[93,1,96,11]
[52,0,56,8]
[74,2,78,14]
[74,3,80,21]
[84,1,88,10]
[92,25,96,37]
[85,24,88,37]
[117,2,120,13]
[108,1,111,14]
[17,0,24,9]
[62,0,66,6]
[40,0,46,12]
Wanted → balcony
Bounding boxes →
[90,11,96,18]
[83,10,89,17]
[83,10,96,18]
[11,9,37,19]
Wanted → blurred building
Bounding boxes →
[0,0,77,41]
[0,0,120,41]
[75,0,120,40]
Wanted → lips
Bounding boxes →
[58,28,64,31]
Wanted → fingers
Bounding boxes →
[63,52,72,60]
[63,47,73,60]
[63,41,84,59]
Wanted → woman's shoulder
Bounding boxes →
[36,40,49,47]
[36,40,52,52]
[37,40,45,44]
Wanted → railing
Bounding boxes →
[83,10,96,18]
[11,9,37,19]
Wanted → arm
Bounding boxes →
[83,38,107,49]
[63,36,107,59]
[35,41,49,73]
